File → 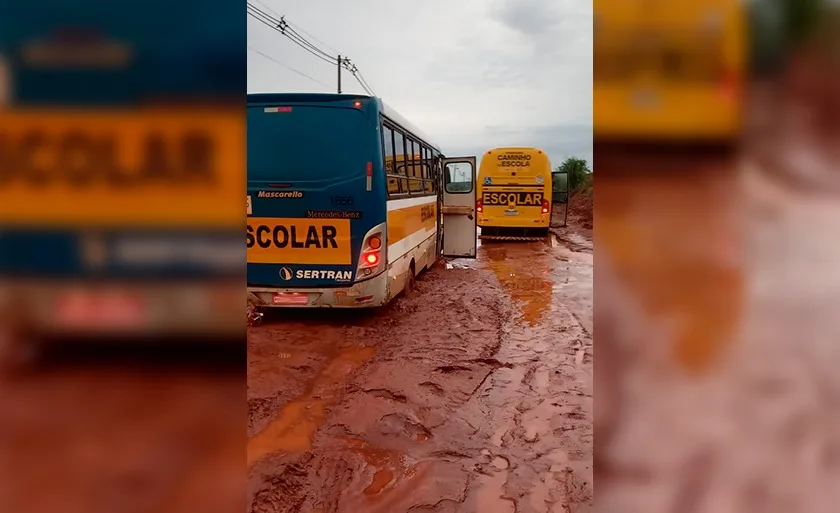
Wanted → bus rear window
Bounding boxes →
[247,104,370,183]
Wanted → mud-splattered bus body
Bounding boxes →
[477,147,552,240]
[246,93,477,308]
[0,0,245,359]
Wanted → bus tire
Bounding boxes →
[405,261,416,297]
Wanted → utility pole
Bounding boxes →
[337,54,342,93]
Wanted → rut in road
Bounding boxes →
[247,238,592,513]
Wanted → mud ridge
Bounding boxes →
[435,365,472,373]
[364,388,408,403]
[469,358,514,369]
[419,381,445,395]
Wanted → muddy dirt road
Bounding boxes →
[595,84,840,511]
[0,343,244,513]
[248,235,593,513]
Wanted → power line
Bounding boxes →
[246,3,376,96]
[247,5,337,65]
[285,20,341,56]
[248,46,332,88]
[249,0,282,19]
[249,1,343,58]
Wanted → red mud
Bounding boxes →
[248,234,593,512]
[567,192,593,230]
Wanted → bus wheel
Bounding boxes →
[405,263,417,297]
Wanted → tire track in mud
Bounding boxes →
[247,237,592,513]
[247,265,511,513]
[462,241,593,513]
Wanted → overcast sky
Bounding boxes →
[248,0,592,167]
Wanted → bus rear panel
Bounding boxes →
[477,147,552,240]
[0,0,245,338]
[593,0,746,145]
[246,94,390,307]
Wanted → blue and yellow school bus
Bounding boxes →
[0,0,245,360]
[246,93,477,308]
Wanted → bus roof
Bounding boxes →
[246,93,441,153]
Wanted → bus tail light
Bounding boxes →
[366,162,373,191]
[542,199,550,215]
[719,69,739,101]
[356,223,386,281]
[476,198,483,214]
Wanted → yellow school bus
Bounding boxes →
[594,0,747,144]
[477,147,552,240]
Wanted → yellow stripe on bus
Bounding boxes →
[387,201,436,246]
[0,108,244,227]
[246,218,352,265]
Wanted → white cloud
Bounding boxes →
[248,0,592,166]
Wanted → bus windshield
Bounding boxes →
[247,104,371,183]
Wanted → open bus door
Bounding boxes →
[440,157,477,258]
[551,170,569,227]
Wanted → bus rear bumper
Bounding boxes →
[0,278,243,337]
[248,271,390,308]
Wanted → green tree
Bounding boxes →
[778,0,826,46]
[555,157,592,193]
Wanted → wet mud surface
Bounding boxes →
[595,82,840,511]
[0,344,244,513]
[248,235,593,512]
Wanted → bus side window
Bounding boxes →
[392,129,410,195]
[405,137,422,195]
[382,124,400,196]
[421,145,434,194]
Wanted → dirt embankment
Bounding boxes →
[567,192,593,230]
[550,189,593,253]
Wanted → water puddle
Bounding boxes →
[482,244,554,326]
[446,260,477,270]
[598,171,743,375]
[330,437,472,513]
[247,345,375,467]
[337,438,406,496]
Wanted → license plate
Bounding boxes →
[505,210,519,216]
[272,293,309,305]
[56,291,144,327]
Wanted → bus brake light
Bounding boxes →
[354,101,362,108]
[365,253,379,265]
[476,198,483,214]
[719,69,738,100]
[542,199,550,214]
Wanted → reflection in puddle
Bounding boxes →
[482,244,554,326]
[446,260,477,270]
[597,171,743,374]
[247,345,375,466]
